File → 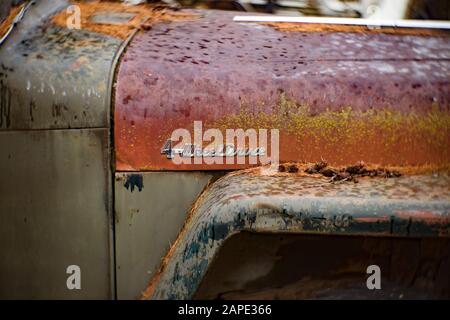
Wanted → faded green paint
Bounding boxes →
[115,172,213,300]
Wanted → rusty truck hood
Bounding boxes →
[1,2,449,171]
[114,9,450,171]
[6,2,445,172]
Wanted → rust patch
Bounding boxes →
[307,160,400,182]
[115,9,450,171]
[354,216,391,223]
[279,161,402,182]
[274,161,450,178]
[0,4,24,41]
[396,211,450,223]
[214,95,450,170]
[264,22,450,37]
[51,1,198,39]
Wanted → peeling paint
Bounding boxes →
[124,174,143,192]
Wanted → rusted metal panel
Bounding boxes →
[0,0,124,130]
[114,171,213,299]
[50,1,197,40]
[143,169,450,299]
[0,128,113,299]
[115,9,450,171]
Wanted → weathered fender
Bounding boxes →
[143,169,450,299]
[115,9,450,171]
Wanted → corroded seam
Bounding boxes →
[143,172,450,300]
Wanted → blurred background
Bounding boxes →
[1,0,450,25]
[175,0,450,20]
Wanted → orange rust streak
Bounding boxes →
[354,217,390,223]
[277,131,450,172]
[395,211,450,221]
[115,121,450,173]
[51,0,197,39]
[0,5,24,40]
[264,22,450,37]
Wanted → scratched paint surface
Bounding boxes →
[115,9,450,171]
[143,170,450,299]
